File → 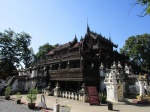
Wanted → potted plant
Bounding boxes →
[5,86,11,100]
[26,88,38,109]
[16,92,22,104]
[99,92,107,104]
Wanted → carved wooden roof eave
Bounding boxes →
[87,31,118,48]
[53,45,70,52]
[50,37,78,52]
[68,45,80,51]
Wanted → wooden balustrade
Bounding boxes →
[57,91,88,102]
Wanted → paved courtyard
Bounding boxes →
[0,97,44,112]
[0,94,150,112]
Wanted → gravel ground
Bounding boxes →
[0,97,45,112]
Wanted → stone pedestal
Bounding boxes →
[78,83,87,102]
[44,82,53,96]
[53,82,60,97]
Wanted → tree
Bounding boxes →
[132,0,150,16]
[16,32,35,68]
[120,33,150,71]
[35,43,58,60]
[138,0,150,14]
[0,29,19,77]
[0,29,35,78]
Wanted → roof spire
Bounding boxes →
[87,17,90,33]
[75,34,77,38]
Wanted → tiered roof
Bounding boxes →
[48,26,117,55]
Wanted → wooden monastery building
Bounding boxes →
[35,26,128,92]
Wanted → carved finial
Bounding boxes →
[80,36,83,41]
[75,35,77,40]
[81,56,83,60]
[56,82,60,88]
[66,61,70,69]
[111,61,116,69]
[139,74,143,80]
[87,26,90,33]
[125,63,128,69]
[91,63,94,68]
[100,63,104,69]
[87,18,90,33]
[144,74,148,79]
[118,61,122,68]
[74,35,78,42]
[58,63,61,70]
[48,82,51,86]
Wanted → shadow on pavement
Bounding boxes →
[45,108,53,110]
[111,109,120,111]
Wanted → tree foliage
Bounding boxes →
[138,0,150,14]
[26,88,38,103]
[16,32,35,68]
[0,29,19,77]
[120,33,150,71]
[35,43,58,60]
[133,0,150,16]
[0,29,35,78]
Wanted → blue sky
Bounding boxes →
[0,0,149,53]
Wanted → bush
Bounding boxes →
[5,86,11,96]
[99,92,107,104]
[26,88,38,103]
[16,92,22,100]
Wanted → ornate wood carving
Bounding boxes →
[49,68,82,78]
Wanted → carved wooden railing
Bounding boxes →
[50,68,82,78]
[46,52,80,64]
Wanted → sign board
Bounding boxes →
[87,86,100,105]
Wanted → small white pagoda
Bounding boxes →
[104,62,124,103]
